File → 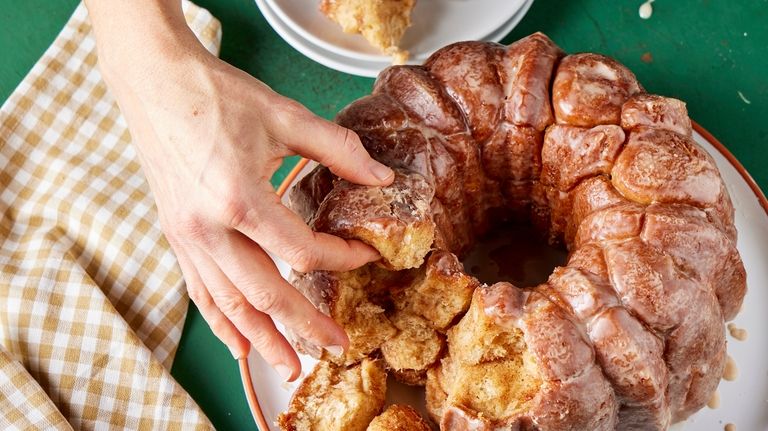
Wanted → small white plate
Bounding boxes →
[265,0,527,62]
[242,125,768,430]
[256,0,533,77]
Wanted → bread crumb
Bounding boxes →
[727,323,748,341]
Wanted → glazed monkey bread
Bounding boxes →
[281,33,746,430]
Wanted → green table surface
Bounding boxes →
[1,1,766,429]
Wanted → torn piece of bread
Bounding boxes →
[366,404,432,431]
[289,266,399,365]
[278,359,388,431]
[311,170,436,271]
[380,313,443,385]
[391,251,478,331]
[319,0,415,64]
[380,251,477,385]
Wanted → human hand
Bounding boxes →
[95,26,394,381]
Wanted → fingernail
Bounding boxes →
[324,345,344,358]
[274,364,293,382]
[370,162,394,183]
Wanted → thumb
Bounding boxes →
[274,102,394,186]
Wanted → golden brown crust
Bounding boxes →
[588,307,671,428]
[499,32,565,131]
[482,124,542,184]
[541,124,625,191]
[426,42,510,235]
[374,66,467,136]
[612,128,726,209]
[370,65,482,253]
[574,201,646,248]
[553,53,642,126]
[425,41,505,143]
[621,93,693,137]
[641,203,746,320]
[565,176,629,244]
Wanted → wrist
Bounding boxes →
[103,39,210,95]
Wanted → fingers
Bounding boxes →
[234,184,381,273]
[186,244,304,381]
[271,101,394,186]
[206,228,350,354]
[175,247,250,359]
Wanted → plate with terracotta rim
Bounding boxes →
[239,122,768,431]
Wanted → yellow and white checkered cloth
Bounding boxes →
[0,2,221,429]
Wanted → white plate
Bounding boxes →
[243,126,768,431]
[265,0,526,62]
[255,0,533,77]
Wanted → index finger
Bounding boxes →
[268,100,394,186]
[233,184,380,273]
[206,228,350,353]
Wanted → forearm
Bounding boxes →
[84,0,209,91]
[85,0,391,376]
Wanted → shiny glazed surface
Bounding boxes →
[288,33,746,430]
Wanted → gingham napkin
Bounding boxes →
[0,2,221,429]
